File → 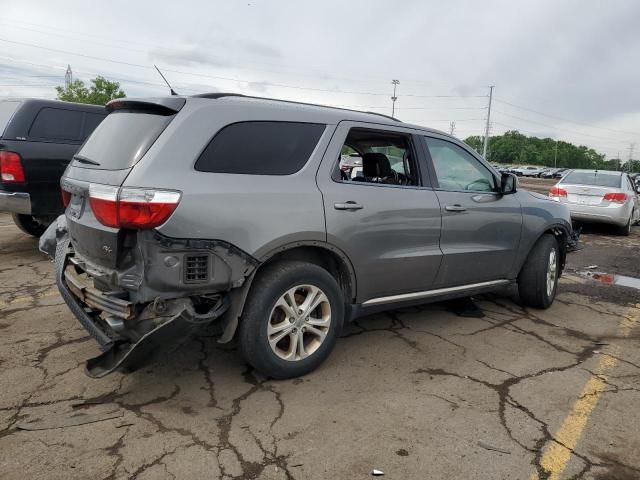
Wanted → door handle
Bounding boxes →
[445,204,466,212]
[334,201,363,211]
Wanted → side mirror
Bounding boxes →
[500,172,517,195]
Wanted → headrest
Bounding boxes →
[362,153,392,178]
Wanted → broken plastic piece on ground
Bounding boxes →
[16,406,123,430]
[577,271,640,290]
[477,441,511,454]
[372,469,384,476]
[584,265,598,269]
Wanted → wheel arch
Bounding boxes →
[218,241,357,343]
[518,223,571,278]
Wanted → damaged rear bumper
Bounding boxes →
[41,217,254,377]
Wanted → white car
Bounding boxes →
[519,166,546,177]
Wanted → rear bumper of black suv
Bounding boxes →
[0,190,31,214]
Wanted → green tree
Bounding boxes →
[464,130,607,169]
[56,76,125,105]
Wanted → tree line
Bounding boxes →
[465,130,639,172]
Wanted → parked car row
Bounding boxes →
[30,93,575,380]
[492,164,568,178]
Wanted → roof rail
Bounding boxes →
[192,92,401,122]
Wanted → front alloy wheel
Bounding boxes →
[546,248,558,298]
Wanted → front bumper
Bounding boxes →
[0,191,31,214]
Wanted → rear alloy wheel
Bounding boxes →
[12,214,48,237]
[238,261,344,379]
[518,234,559,309]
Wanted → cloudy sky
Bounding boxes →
[1,0,639,159]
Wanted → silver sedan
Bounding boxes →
[549,169,640,235]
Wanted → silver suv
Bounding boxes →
[41,94,574,379]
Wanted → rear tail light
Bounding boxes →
[0,151,25,183]
[603,192,627,203]
[549,186,567,198]
[89,184,181,229]
[61,188,71,208]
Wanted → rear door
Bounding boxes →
[421,134,522,287]
[316,122,442,303]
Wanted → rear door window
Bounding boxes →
[29,107,83,141]
[75,111,173,170]
[0,101,21,137]
[195,121,325,175]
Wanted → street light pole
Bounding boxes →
[391,79,399,117]
[482,85,494,159]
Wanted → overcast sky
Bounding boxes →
[1,0,639,159]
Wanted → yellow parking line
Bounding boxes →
[0,290,59,308]
[530,306,639,480]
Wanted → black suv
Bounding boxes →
[0,99,106,236]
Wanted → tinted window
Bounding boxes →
[0,101,20,137]
[82,112,107,139]
[76,111,173,170]
[563,171,621,188]
[195,122,325,175]
[29,107,83,141]
[425,137,495,192]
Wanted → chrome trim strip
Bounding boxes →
[362,280,510,306]
[0,191,31,215]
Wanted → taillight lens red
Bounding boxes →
[603,192,627,203]
[549,186,567,198]
[61,188,71,208]
[89,184,181,229]
[0,151,25,183]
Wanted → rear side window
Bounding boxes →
[563,171,621,188]
[76,111,173,170]
[82,112,107,139]
[29,107,83,141]
[195,121,325,175]
[0,101,20,137]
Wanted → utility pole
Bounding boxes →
[449,121,456,136]
[391,79,400,117]
[65,64,72,89]
[554,141,558,168]
[628,143,635,173]
[482,85,494,159]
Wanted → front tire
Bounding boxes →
[518,234,559,309]
[12,214,48,237]
[238,261,344,379]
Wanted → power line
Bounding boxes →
[494,98,639,137]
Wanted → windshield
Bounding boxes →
[75,111,173,170]
[0,101,20,137]
[563,171,622,188]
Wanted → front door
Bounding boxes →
[421,135,522,287]
[316,122,442,303]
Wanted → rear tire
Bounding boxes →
[238,261,344,379]
[12,214,48,237]
[616,213,632,236]
[518,234,559,309]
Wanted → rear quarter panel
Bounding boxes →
[123,100,335,256]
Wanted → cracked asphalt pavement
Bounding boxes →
[1,212,639,480]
